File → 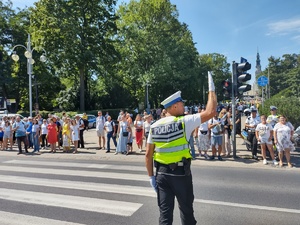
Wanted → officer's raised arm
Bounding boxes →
[200,71,217,123]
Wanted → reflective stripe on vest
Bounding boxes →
[151,116,192,164]
[155,143,189,153]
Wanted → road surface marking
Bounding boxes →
[4,160,146,172]
[195,199,300,214]
[0,210,84,225]
[0,166,148,181]
[0,188,142,217]
[0,174,155,197]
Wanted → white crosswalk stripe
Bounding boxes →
[0,159,151,224]
[0,165,147,181]
[0,174,155,197]
[4,160,146,172]
[0,211,85,225]
[0,188,142,216]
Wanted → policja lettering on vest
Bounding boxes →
[145,71,217,225]
[152,122,181,135]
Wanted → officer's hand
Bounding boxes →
[208,71,215,91]
[149,176,157,192]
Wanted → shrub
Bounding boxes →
[259,96,300,128]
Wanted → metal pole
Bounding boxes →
[232,61,237,158]
[35,75,38,115]
[262,87,264,108]
[27,34,33,117]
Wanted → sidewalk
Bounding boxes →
[1,128,299,169]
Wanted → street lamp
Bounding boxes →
[11,34,46,117]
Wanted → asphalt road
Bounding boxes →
[0,156,299,225]
[0,116,299,224]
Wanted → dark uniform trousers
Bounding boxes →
[247,131,258,156]
[155,161,197,225]
[78,129,85,148]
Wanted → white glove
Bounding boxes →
[149,176,157,192]
[208,71,215,91]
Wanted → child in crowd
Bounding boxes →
[70,119,79,154]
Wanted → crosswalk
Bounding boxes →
[0,159,155,224]
[2,159,299,225]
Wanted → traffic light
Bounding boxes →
[222,79,232,99]
[233,62,251,96]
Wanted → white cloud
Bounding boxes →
[267,18,300,36]
[291,35,300,43]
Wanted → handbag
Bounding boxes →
[122,131,129,137]
[200,130,208,135]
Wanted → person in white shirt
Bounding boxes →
[41,119,48,149]
[209,113,224,160]
[96,111,106,150]
[31,118,40,154]
[195,109,210,160]
[104,116,117,153]
[255,115,278,165]
[134,114,144,152]
[70,119,79,154]
[245,108,261,160]
[266,106,279,128]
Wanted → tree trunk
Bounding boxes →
[79,67,85,112]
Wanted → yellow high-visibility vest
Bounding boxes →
[151,116,191,164]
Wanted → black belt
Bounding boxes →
[154,158,191,176]
[248,130,255,133]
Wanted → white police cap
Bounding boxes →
[161,91,185,108]
[250,106,257,112]
[270,106,277,110]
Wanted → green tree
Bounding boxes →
[29,0,119,111]
[198,53,231,103]
[265,54,300,98]
[115,0,201,109]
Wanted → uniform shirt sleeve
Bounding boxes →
[183,113,201,141]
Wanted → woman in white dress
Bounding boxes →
[116,115,129,154]
[70,119,79,154]
[143,114,152,148]
[274,115,294,168]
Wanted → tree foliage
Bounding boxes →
[115,0,203,108]
[29,0,119,111]
[1,0,299,116]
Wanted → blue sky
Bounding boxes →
[11,0,300,82]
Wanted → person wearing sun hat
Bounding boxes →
[267,105,279,128]
[145,71,217,225]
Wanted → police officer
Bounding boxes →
[245,107,261,159]
[145,72,217,225]
[267,106,279,128]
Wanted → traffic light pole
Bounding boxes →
[232,62,237,158]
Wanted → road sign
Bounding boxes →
[257,76,268,87]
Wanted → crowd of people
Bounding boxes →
[0,104,296,167]
[0,110,162,156]
[0,113,85,154]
